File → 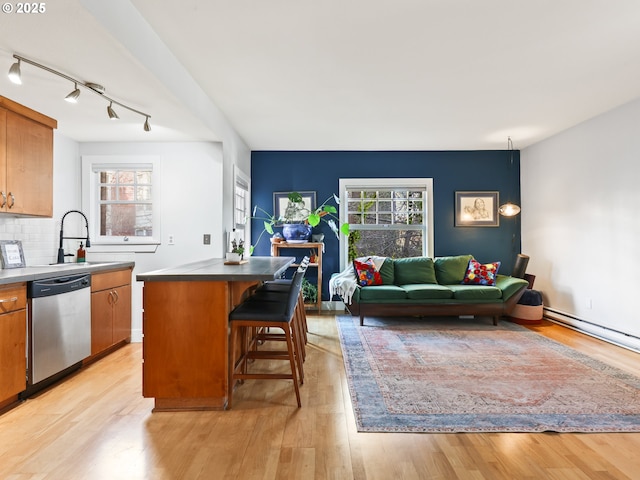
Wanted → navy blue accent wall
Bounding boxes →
[251,150,521,300]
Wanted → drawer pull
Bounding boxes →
[0,296,18,303]
[0,191,6,208]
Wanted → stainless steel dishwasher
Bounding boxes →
[25,273,91,396]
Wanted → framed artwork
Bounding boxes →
[273,191,316,223]
[455,191,499,227]
[0,240,26,269]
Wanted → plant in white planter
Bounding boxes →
[247,191,349,255]
[225,237,245,262]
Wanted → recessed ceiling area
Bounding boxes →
[2,0,640,150]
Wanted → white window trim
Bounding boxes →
[339,178,434,270]
[81,155,161,253]
[234,166,250,229]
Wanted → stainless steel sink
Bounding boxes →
[50,262,95,266]
[31,262,110,268]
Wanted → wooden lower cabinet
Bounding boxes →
[90,268,132,359]
[0,283,26,410]
[142,281,230,411]
[142,279,257,411]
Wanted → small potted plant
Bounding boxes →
[247,191,349,255]
[226,238,245,262]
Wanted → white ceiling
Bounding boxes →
[1,0,640,150]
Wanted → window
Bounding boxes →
[339,178,433,268]
[234,167,250,229]
[233,166,251,248]
[98,169,152,237]
[82,155,161,250]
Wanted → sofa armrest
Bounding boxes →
[496,275,530,301]
[351,285,362,302]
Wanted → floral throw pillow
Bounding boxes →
[353,258,383,286]
[462,259,501,286]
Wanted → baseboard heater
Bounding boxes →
[544,307,640,354]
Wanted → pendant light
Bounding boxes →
[499,136,521,217]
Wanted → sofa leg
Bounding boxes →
[360,314,364,326]
[493,316,499,326]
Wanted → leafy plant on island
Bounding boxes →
[247,191,349,255]
[230,238,245,257]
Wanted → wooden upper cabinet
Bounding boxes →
[0,96,56,217]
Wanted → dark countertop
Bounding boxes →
[136,256,295,282]
[0,261,135,286]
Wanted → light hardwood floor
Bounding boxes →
[1,315,639,479]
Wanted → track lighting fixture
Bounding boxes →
[8,58,21,84]
[107,102,119,120]
[64,83,81,103]
[7,54,151,131]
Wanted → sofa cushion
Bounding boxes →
[402,284,454,300]
[434,255,473,284]
[448,284,503,300]
[393,257,437,285]
[353,258,383,286]
[462,259,501,286]
[359,285,408,301]
[379,258,395,285]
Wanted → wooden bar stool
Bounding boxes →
[244,259,309,379]
[255,256,310,343]
[227,265,306,409]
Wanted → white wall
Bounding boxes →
[521,97,640,347]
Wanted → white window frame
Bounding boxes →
[339,178,434,269]
[233,166,251,251]
[81,155,161,253]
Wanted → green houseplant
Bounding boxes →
[247,191,349,254]
[301,278,318,305]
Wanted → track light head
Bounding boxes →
[107,102,119,120]
[65,83,81,103]
[143,116,151,132]
[8,59,22,85]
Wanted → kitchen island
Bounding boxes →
[136,256,295,411]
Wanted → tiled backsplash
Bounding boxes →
[0,217,57,266]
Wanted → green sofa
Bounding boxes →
[345,255,529,326]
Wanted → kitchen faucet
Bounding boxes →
[57,209,91,264]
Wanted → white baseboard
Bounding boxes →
[544,307,640,354]
[321,300,347,312]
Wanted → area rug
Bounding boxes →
[336,315,640,433]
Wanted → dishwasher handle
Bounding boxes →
[28,274,92,298]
